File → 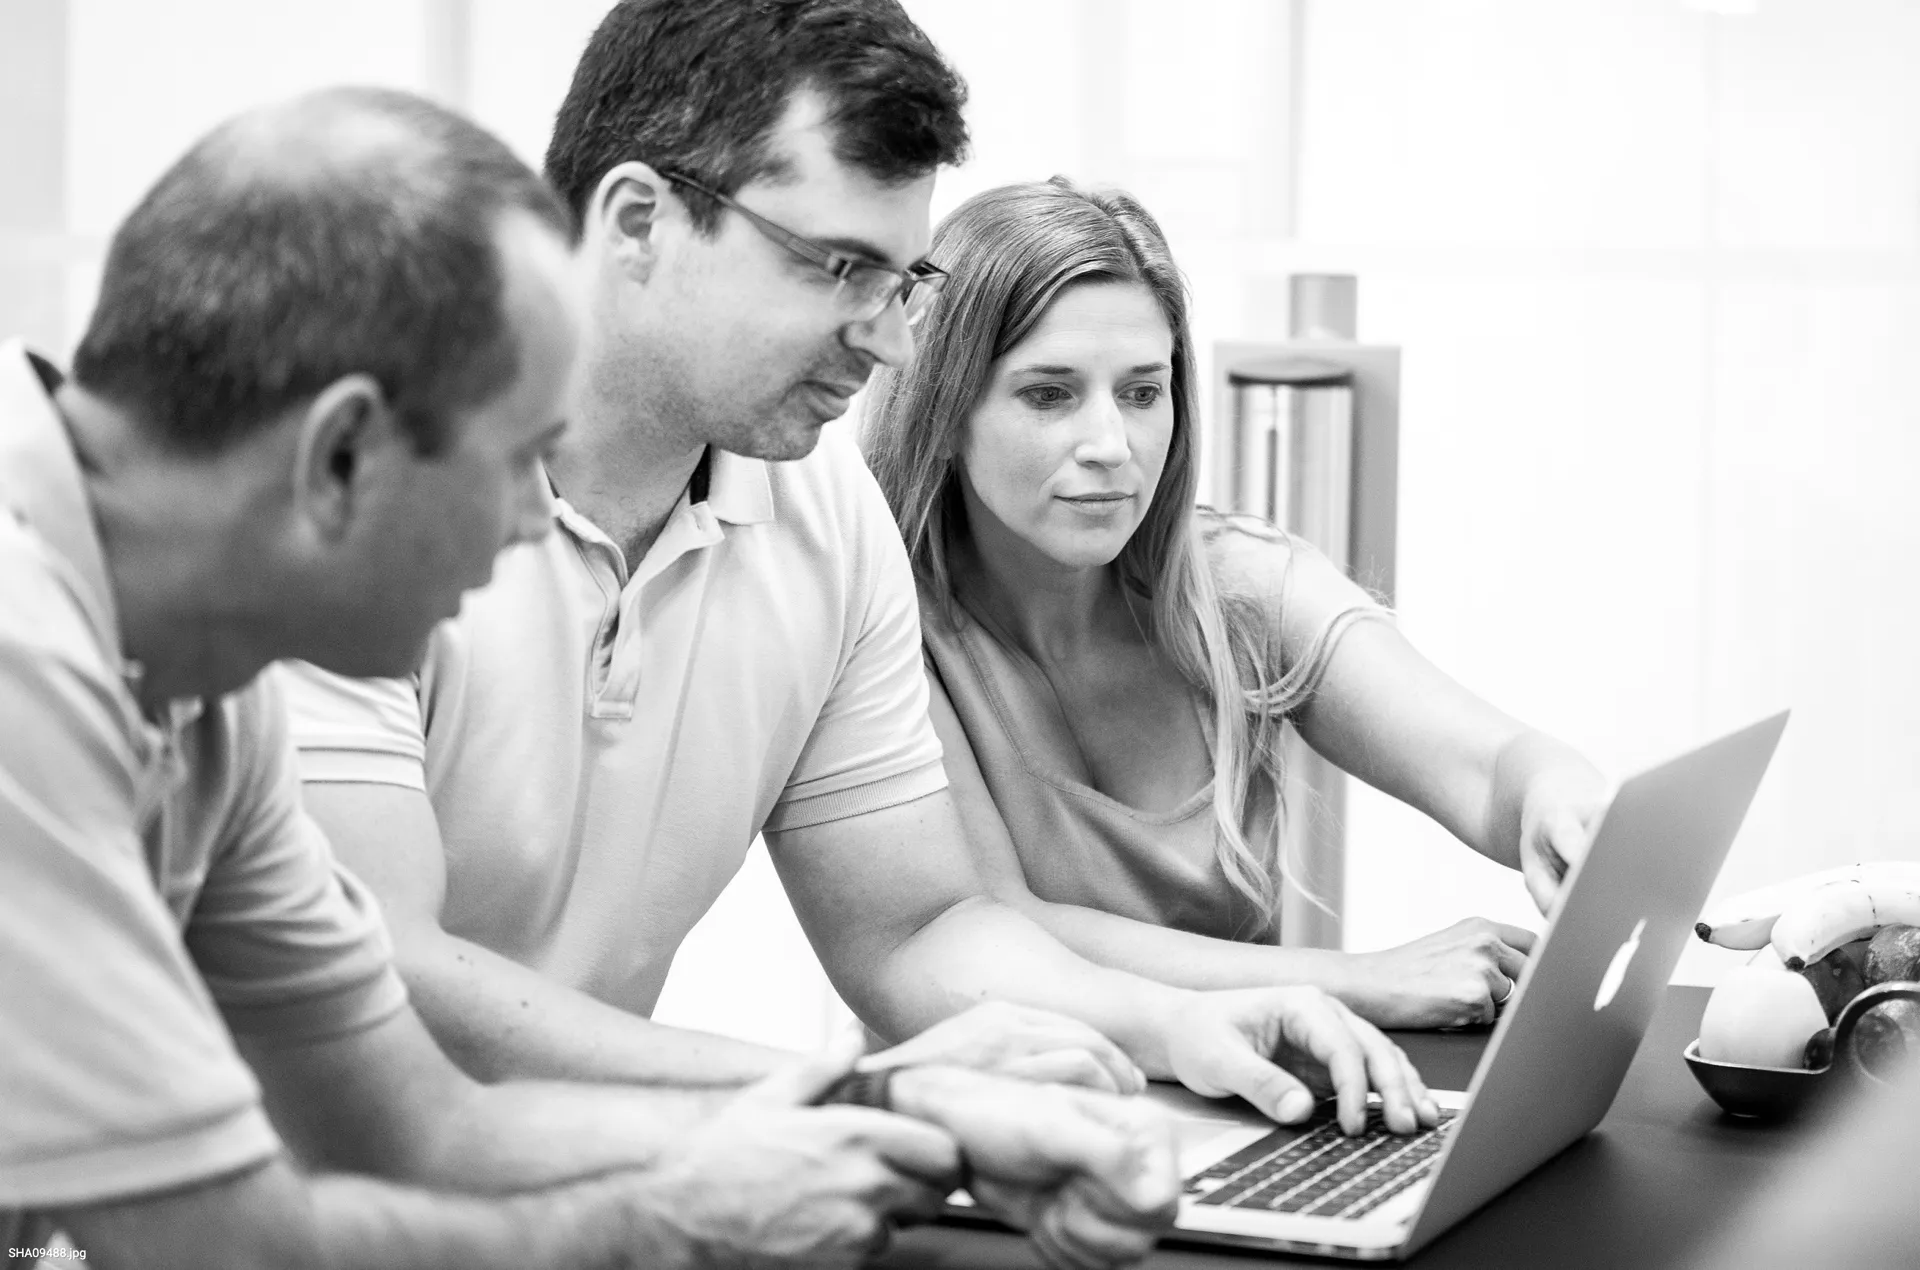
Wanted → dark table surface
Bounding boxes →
[884,986,1835,1269]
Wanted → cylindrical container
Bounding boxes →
[1222,355,1356,952]
[1224,357,1354,563]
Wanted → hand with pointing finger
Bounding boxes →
[1518,763,1608,917]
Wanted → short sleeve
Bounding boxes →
[1197,508,1391,672]
[275,660,426,790]
[765,459,947,832]
[0,560,278,1208]
[187,679,409,1043]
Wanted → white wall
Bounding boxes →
[1285,0,1920,985]
[8,0,1918,1047]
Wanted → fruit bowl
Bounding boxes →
[1686,981,1920,1119]
[1682,1040,1828,1119]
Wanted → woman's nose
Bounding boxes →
[1075,397,1131,467]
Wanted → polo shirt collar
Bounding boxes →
[0,340,121,656]
[547,443,776,546]
[705,447,775,527]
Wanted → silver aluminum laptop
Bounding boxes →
[1154,711,1789,1260]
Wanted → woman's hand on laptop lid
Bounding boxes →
[1509,740,1612,916]
[1159,987,1440,1137]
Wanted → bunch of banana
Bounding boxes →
[1696,861,1920,970]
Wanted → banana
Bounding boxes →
[1770,876,1920,970]
[1696,862,1920,949]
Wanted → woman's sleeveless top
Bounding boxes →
[921,582,1281,945]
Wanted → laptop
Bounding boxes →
[952,710,1789,1261]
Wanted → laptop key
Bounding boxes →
[1191,1108,1458,1220]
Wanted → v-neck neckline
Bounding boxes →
[949,593,1215,823]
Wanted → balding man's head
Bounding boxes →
[73,86,570,455]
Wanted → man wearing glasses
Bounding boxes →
[281,0,1428,1142]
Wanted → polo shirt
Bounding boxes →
[277,426,947,1017]
[0,342,407,1249]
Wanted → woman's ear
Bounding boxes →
[586,160,671,282]
[290,373,392,542]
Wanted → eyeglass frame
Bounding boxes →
[658,169,948,327]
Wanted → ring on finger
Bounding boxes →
[1491,977,1515,1008]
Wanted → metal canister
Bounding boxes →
[1222,356,1357,952]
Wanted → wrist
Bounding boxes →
[882,1063,976,1129]
[811,1065,898,1111]
[1299,946,1372,1006]
[1128,986,1204,1082]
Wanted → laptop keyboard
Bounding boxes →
[1186,1107,1459,1220]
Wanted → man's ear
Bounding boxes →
[291,374,393,542]
[587,160,672,282]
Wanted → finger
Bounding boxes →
[1188,1034,1319,1125]
[1036,1191,1138,1270]
[1404,1049,1440,1128]
[824,1106,964,1183]
[1492,921,1539,955]
[1001,1050,1125,1094]
[1321,1022,1375,1136]
[1486,974,1516,1024]
[1343,1008,1421,1134]
[737,1040,863,1108]
[969,1176,1044,1232]
[867,1170,953,1227]
[1521,846,1560,917]
[1054,1099,1182,1224]
[1041,1028,1144,1096]
[1277,998,1371,1135]
[1547,810,1593,871]
[838,1203,894,1269]
[1006,1019,1141,1096]
[1043,1184,1163,1270]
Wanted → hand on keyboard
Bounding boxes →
[1160,986,1442,1136]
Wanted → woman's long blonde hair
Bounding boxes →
[862,178,1360,933]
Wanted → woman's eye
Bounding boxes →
[1124,384,1164,407]
[1021,385,1071,408]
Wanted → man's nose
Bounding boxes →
[843,297,916,370]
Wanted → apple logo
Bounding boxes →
[1594,918,1647,1011]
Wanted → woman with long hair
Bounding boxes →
[862,178,1609,1029]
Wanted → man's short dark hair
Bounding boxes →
[72,86,572,456]
[544,0,969,236]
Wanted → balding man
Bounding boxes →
[0,87,1179,1269]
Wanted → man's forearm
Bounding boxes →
[398,924,792,1086]
[59,1156,694,1270]
[402,1076,734,1191]
[859,897,1196,1079]
[311,1169,689,1270]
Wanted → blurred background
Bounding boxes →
[5,0,1918,1050]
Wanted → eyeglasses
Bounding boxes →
[661,170,948,328]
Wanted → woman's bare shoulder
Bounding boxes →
[1192,507,1387,635]
[1194,507,1305,602]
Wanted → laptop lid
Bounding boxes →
[1399,710,1789,1256]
